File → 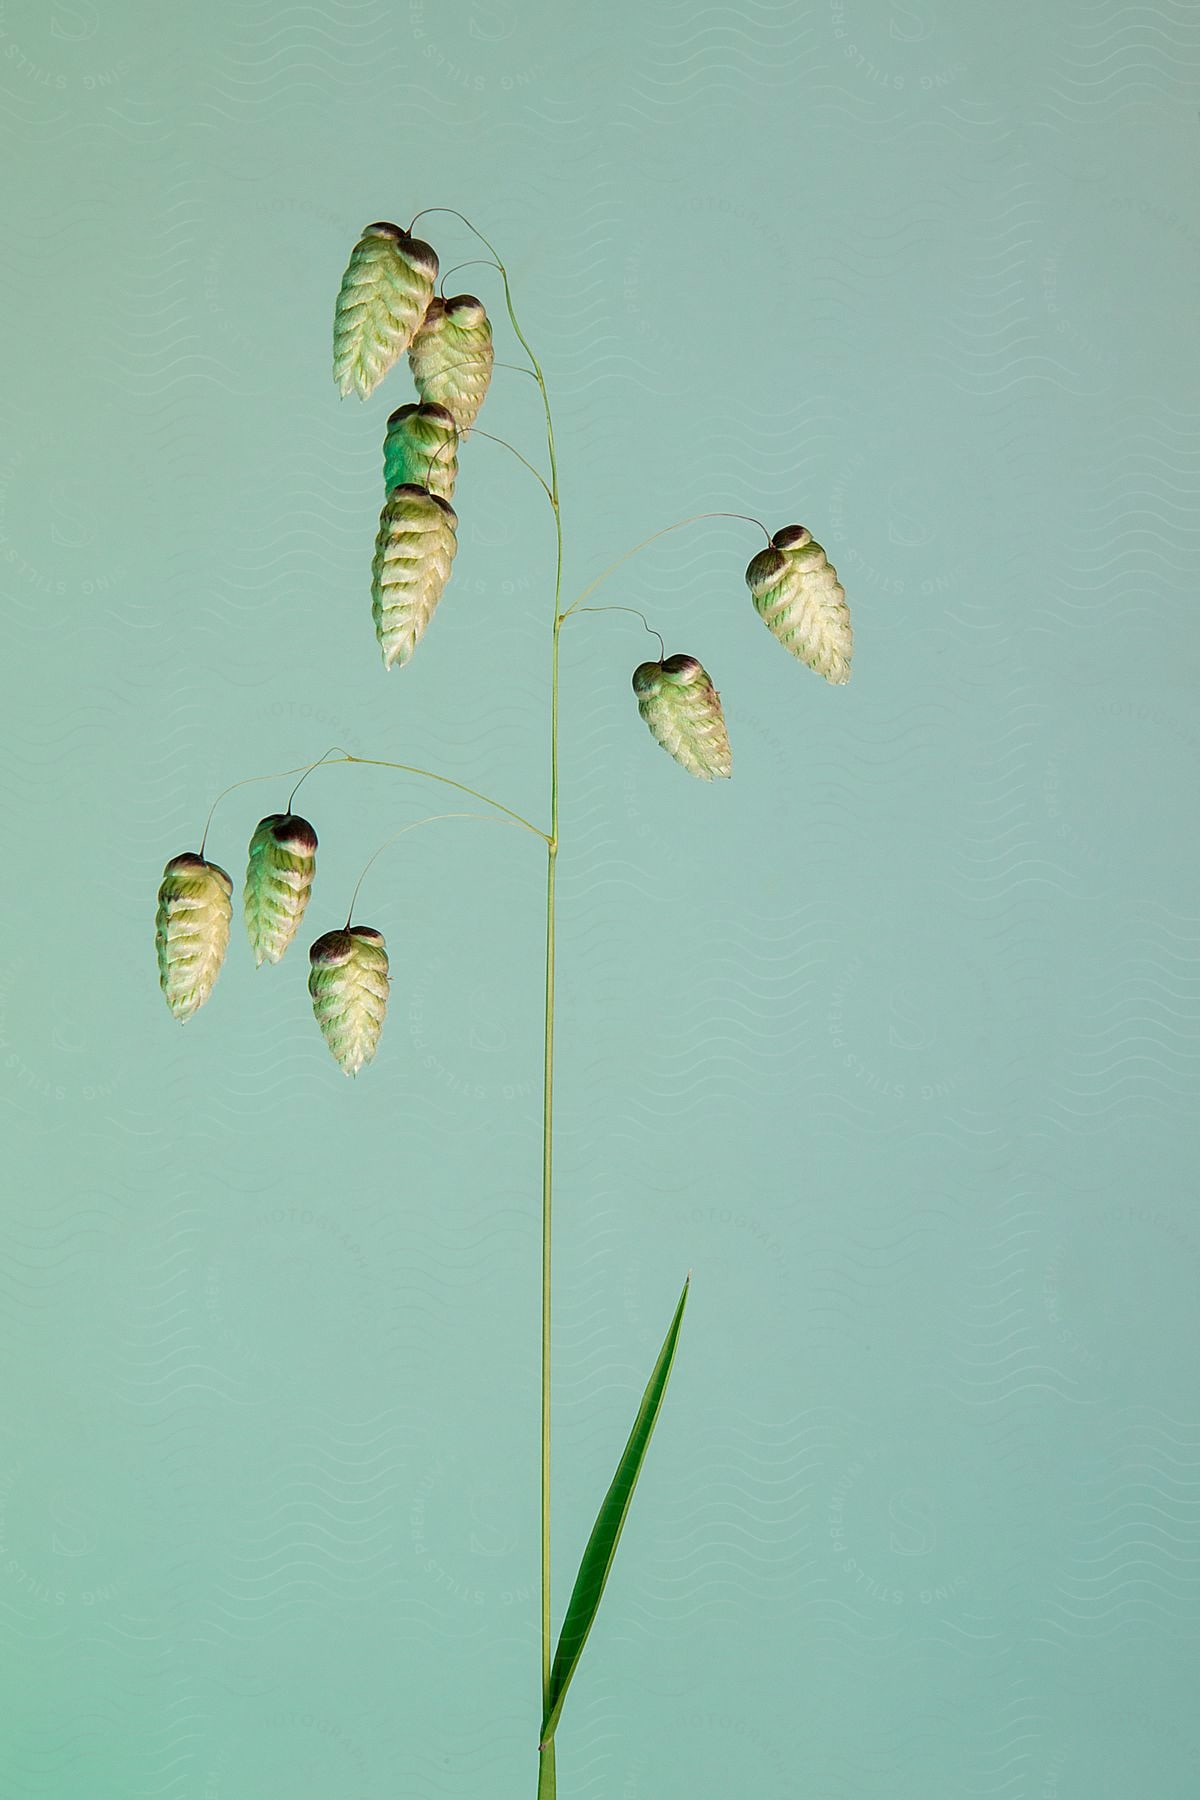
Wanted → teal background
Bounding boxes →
[2,0,1199,1793]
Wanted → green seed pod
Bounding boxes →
[745,525,852,685]
[155,853,233,1022]
[308,925,390,1077]
[407,294,494,435]
[371,483,459,671]
[383,402,459,502]
[632,654,732,781]
[243,813,318,967]
[333,221,439,400]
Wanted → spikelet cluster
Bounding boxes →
[408,294,495,435]
[745,525,852,685]
[333,223,439,400]
[308,926,390,1076]
[371,483,459,671]
[243,814,318,967]
[383,403,459,502]
[155,854,233,1021]
[632,655,732,781]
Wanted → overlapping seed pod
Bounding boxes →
[632,654,732,781]
[333,221,439,400]
[155,853,233,1022]
[383,403,459,502]
[243,814,318,967]
[371,483,459,671]
[308,926,390,1076]
[407,294,494,435]
[745,525,852,685]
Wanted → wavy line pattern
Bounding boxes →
[4,2,1200,1796]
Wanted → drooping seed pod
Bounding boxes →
[308,926,390,1077]
[383,402,459,503]
[632,654,732,781]
[745,525,852,685]
[371,483,459,671]
[243,814,318,967]
[155,853,233,1022]
[407,294,494,435]
[332,221,439,400]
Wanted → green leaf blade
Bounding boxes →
[540,1274,690,1746]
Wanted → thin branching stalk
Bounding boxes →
[560,511,771,621]
[414,207,566,1796]
[199,753,547,849]
[161,207,851,1798]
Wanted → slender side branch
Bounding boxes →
[568,606,665,663]
[560,510,771,620]
[344,811,529,924]
[198,753,549,852]
[465,428,555,505]
[342,758,549,841]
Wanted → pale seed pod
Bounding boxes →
[371,483,459,671]
[632,654,732,781]
[383,402,459,502]
[308,925,390,1077]
[155,853,233,1022]
[745,525,852,685]
[333,221,439,401]
[243,813,318,967]
[407,294,494,435]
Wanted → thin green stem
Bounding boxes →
[415,208,564,1796]
[198,752,546,850]
[436,256,503,296]
[537,1737,556,1800]
[559,510,771,620]
[341,756,548,841]
[343,810,532,926]
[569,605,665,663]
[465,428,554,505]
[287,744,351,813]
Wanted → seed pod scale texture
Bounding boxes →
[333,222,439,401]
[745,525,853,685]
[632,654,733,781]
[155,853,234,1022]
[407,294,495,435]
[383,403,460,502]
[243,813,318,967]
[371,483,459,671]
[308,926,390,1076]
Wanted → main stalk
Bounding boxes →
[485,254,564,1800]
[539,606,560,1800]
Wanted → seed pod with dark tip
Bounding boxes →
[632,654,732,781]
[745,525,852,685]
[243,814,318,967]
[333,221,439,400]
[308,926,390,1076]
[155,853,233,1022]
[407,294,494,435]
[371,483,459,671]
[383,403,459,503]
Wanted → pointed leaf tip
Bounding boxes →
[540,1274,690,1746]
